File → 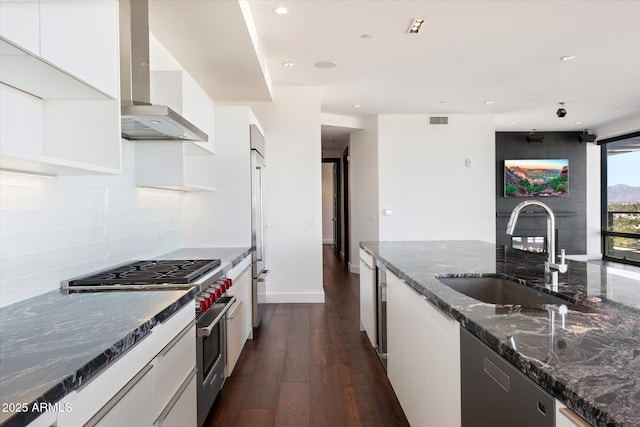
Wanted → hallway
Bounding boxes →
[205,245,409,426]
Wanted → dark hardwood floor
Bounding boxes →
[205,245,409,427]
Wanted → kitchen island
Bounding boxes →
[361,240,640,427]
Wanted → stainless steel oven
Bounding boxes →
[196,294,235,427]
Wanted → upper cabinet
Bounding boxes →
[39,0,119,98]
[0,0,118,99]
[131,33,216,191]
[0,0,121,175]
[150,70,215,154]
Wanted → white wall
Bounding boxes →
[181,106,255,247]
[0,141,183,307]
[321,163,335,244]
[377,114,496,242]
[349,116,380,273]
[250,85,324,303]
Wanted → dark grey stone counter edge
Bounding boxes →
[360,244,618,427]
[1,288,198,427]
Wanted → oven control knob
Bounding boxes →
[215,288,222,298]
[208,294,216,305]
[226,279,232,289]
[199,300,206,312]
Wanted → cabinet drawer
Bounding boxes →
[88,363,155,427]
[152,301,195,355]
[153,322,196,418]
[156,372,197,427]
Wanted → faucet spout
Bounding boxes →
[505,200,567,286]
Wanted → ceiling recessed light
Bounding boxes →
[510,121,517,125]
[314,61,337,69]
[560,55,576,61]
[613,109,621,113]
[273,6,288,15]
[150,120,162,124]
[352,104,361,108]
[484,101,494,105]
[282,62,295,67]
[575,121,583,125]
[407,18,425,34]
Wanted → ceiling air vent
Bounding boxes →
[429,116,448,125]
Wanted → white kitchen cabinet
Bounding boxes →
[0,84,121,175]
[135,141,215,191]
[0,1,40,56]
[151,70,215,154]
[0,0,118,99]
[359,249,376,348]
[57,302,196,427]
[0,0,121,176]
[155,373,197,427]
[25,411,56,427]
[39,0,119,98]
[386,269,461,427]
[226,255,253,376]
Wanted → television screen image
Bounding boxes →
[504,159,568,197]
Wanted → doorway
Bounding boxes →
[321,153,350,265]
[322,158,341,258]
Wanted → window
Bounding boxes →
[601,132,640,266]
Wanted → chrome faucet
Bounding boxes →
[506,200,568,288]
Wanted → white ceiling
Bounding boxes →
[150,0,640,143]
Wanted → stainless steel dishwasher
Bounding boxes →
[460,328,555,427]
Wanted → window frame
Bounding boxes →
[599,130,640,267]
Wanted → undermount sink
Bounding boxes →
[436,275,571,306]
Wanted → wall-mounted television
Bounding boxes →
[504,159,568,197]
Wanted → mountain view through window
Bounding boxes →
[605,136,640,264]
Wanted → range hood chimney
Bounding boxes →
[119,0,208,142]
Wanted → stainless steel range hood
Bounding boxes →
[119,0,208,142]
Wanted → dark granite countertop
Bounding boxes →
[0,288,197,427]
[361,240,640,427]
[156,247,252,267]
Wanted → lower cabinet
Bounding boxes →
[56,303,196,427]
[386,270,461,427]
[359,249,376,348]
[225,256,253,377]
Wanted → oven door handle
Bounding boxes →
[197,296,237,337]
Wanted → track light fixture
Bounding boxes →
[556,102,567,118]
[578,130,597,143]
[526,129,544,143]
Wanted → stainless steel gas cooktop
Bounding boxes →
[61,259,222,292]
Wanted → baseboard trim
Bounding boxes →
[349,262,359,274]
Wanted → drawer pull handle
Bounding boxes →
[153,367,197,424]
[559,407,591,427]
[159,320,195,357]
[85,363,154,426]
[227,300,244,320]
